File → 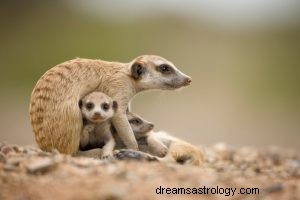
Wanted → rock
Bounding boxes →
[53,154,67,163]
[37,151,53,157]
[233,146,260,165]
[12,145,22,153]
[264,183,284,193]
[286,159,300,177]
[0,142,7,150]
[6,157,24,166]
[23,146,40,155]
[26,158,57,174]
[71,157,103,168]
[1,145,14,155]
[103,188,128,200]
[3,164,18,171]
[0,152,6,163]
[212,142,233,161]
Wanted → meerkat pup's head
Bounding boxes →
[129,55,192,90]
[79,92,118,123]
[127,112,154,136]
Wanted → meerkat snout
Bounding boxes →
[148,123,154,130]
[184,77,192,85]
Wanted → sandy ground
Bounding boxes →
[0,142,299,200]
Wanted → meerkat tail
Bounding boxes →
[165,142,204,166]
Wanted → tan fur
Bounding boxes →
[119,112,204,166]
[142,131,204,166]
[29,56,191,156]
[30,58,135,155]
[89,121,115,159]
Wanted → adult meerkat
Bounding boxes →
[115,112,204,166]
[78,92,118,158]
[29,55,191,156]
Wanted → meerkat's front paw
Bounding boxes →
[114,149,142,160]
[101,152,114,160]
[151,145,169,157]
[153,146,168,157]
[115,149,158,161]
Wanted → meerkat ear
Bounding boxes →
[112,101,118,112]
[78,100,83,109]
[131,62,146,80]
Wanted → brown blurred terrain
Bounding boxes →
[0,143,299,200]
[0,1,300,150]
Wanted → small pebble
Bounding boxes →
[0,152,6,163]
[26,158,57,174]
[212,142,233,161]
[6,157,24,166]
[3,164,18,171]
[286,159,300,176]
[1,146,14,155]
[12,145,22,153]
[0,142,7,150]
[265,183,284,193]
[37,151,53,157]
[103,188,127,200]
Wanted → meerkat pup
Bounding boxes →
[113,112,167,157]
[78,92,118,159]
[115,112,204,166]
[29,55,191,156]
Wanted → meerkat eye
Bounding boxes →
[86,102,94,110]
[158,64,173,74]
[102,103,110,111]
[129,118,142,125]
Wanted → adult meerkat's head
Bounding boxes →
[129,55,192,90]
[127,112,154,136]
[79,92,118,123]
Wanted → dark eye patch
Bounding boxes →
[129,118,142,125]
[86,102,94,110]
[102,102,110,111]
[156,64,174,74]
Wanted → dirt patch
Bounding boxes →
[0,142,299,200]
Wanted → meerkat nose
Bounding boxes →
[149,123,154,129]
[94,112,101,117]
[185,77,192,85]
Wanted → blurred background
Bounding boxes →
[0,0,299,150]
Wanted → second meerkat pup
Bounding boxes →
[29,55,192,156]
[114,112,204,167]
[78,92,118,159]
